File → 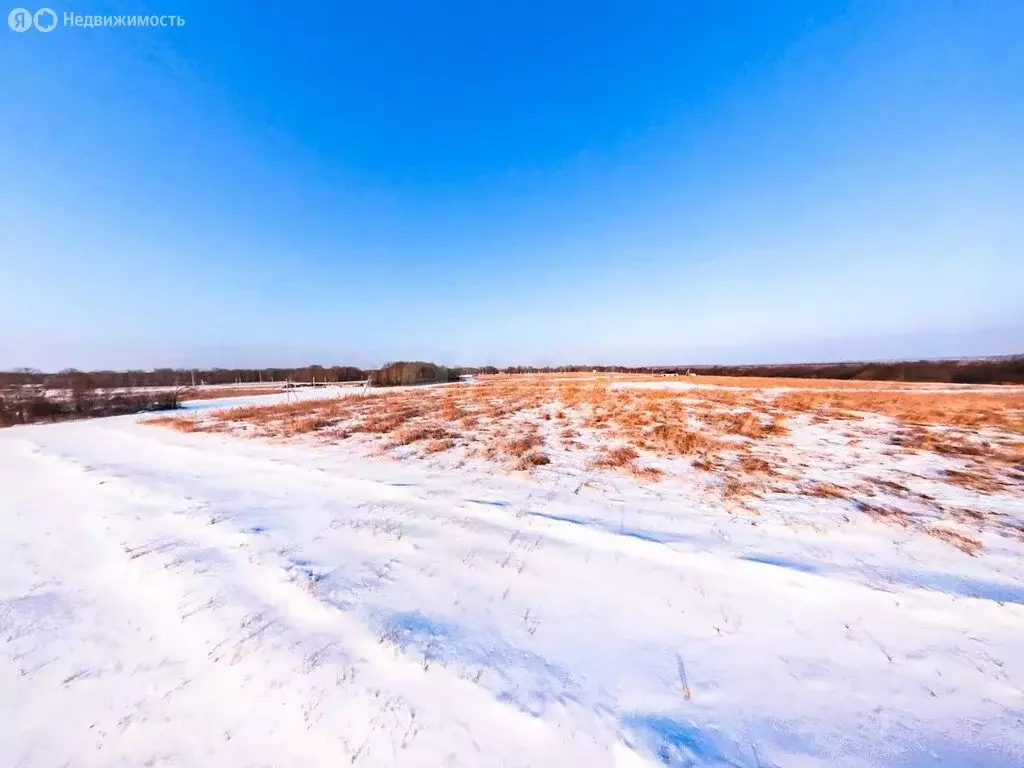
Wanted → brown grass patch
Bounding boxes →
[925,527,983,556]
[589,445,639,469]
[738,455,776,475]
[424,437,456,454]
[856,501,912,528]
[693,453,725,472]
[357,410,414,434]
[808,481,848,498]
[515,452,551,470]
[942,467,1005,494]
[722,474,761,505]
[145,377,1023,533]
[387,423,454,447]
[647,424,721,456]
[727,411,770,439]
[504,431,544,457]
[775,389,1024,432]
[629,465,664,481]
[143,415,204,433]
[283,415,336,436]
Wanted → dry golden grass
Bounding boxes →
[357,409,414,434]
[855,501,913,528]
[282,415,337,436]
[587,444,664,482]
[942,467,1005,494]
[386,423,455,447]
[774,389,1024,432]
[424,437,456,454]
[645,424,722,456]
[629,464,665,481]
[589,445,640,469]
[514,452,551,470]
[143,415,205,433]
[503,431,544,457]
[738,455,777,476]
[150,376,1023,532]
[925,526,983,556]
[808,481,848,498]
[727,411,771,438]
[722,474,762,505]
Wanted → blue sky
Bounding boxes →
[1,0,1021,369]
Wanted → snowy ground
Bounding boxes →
[1,386,1023,767]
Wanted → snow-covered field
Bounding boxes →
[1,381,1023,767]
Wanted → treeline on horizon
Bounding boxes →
[0,365,369,389]
[1,355,1022,389]
[499,356,1024,385]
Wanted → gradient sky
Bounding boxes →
[1,0,1021,370]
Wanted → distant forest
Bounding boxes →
[0,366,369,389]
[1,355,1022,391]
[498,356,1024,385]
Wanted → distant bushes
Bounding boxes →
[370,361,461,387]
[0,385,180,428]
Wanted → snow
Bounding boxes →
[1,397,1023,767]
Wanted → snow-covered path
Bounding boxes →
[1,414,1023,767]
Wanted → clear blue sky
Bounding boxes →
[1,0,1021,369]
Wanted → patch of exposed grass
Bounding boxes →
[808,481,848,498]
[589,445,639,469]
[926,526,983,556]
[143,415,204,433]
[856,501,913,528]
[515,452,550,470]
[646,424,721,456]
[145,375,1024,544]
[738,455,777,476]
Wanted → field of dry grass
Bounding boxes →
[148,374,1024,554]
[178,386,288,401]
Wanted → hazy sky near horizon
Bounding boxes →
[1,0,1021,370]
